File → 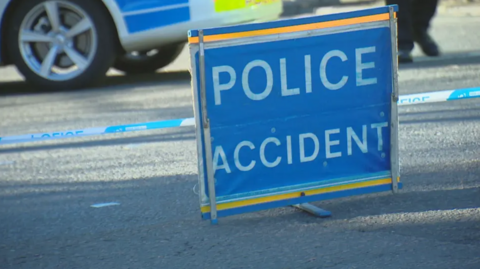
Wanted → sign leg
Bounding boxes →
[199,29,219,225]
[292,203,332,218]
[389,6,400,193]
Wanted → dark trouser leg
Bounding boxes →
[411,0,440,56]
[386,0,414,62]
[412,0,438,35]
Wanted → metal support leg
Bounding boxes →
[292,203,332,218]
[199,30,218,225]
[389,6,400,193]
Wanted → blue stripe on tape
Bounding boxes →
[447,87,480,101]
[124,6,190,33]
[0,87,479,146]
[0,118,194,146]
[398,87,480,105]
[104,119,186,133]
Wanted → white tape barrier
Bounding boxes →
[1,87,479,146]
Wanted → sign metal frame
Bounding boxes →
[388,6,400,193]
[189,5,401,224]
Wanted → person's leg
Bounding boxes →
[412,0,440,56]
[386,0,414,62]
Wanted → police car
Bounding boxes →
[0,0,283,89]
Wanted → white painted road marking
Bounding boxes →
[91,202,120,208]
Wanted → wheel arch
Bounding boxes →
[100,0,129,53]
[1,0,18,65]
[0,0,126,66]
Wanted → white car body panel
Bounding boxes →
[102,0,283,52]
[0,0,283,64]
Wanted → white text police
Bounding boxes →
[212,46,378,105]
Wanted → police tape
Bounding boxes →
[0,87,479,146]
[398,86,480,105]
[0,118,195,145]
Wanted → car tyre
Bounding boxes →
[112,43,185,75]
[6,0,118,90]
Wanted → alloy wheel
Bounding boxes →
[18,1,97,81]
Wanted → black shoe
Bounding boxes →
[398,50,413,63]
[414,31,440,57]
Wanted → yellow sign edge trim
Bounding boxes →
[200,177,400,213]
[189,12,396,44]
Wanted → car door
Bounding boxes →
[116,0,191,34]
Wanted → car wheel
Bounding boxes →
[6,0,117,90]
[112,43,185,75]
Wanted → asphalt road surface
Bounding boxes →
[1,5,480,269]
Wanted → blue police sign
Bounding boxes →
[188,5,401,224]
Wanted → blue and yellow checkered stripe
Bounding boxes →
[119,0,191,33]
[201,177,402,219]
[189,5,397,43]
